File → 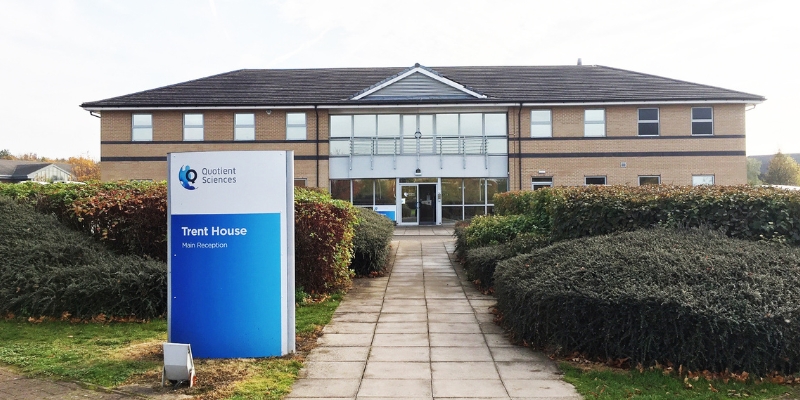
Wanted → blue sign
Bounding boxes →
[168,151,295,358]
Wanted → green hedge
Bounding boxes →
[494,228,800,375]
[493,185,800,245]
[463,233,550,290]
[294,188,357,293]
[0,196,166,319]
[463,214,542,248]
[350,207,394,276]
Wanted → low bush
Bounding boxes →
[494,228,800,375]
[464,233,550,290]
[350,207,394,276]
[294,188,357,294]
[463,214,542,248]
[0,196,166,319]
[493,185,800,245]
[453,220,470,261]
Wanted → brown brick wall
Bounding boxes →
[101,104,746,188]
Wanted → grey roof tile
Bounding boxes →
[80,65,764,108]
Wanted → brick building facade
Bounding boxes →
[82,64,763,224]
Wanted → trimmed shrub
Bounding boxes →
[463,214,542,248]
[494,228,800,375]
[350,207,394,276]
[453,220,470,261]
[492,185,800,246]
[464,233,550,290]
[0,196,166,319]
[294,188,357,294]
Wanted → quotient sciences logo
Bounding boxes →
[178,165,238,190]
[179,165,197,190]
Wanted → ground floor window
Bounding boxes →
[585,176,607,185]
[329,177,507,223]
[639,175,661,186]
[692,175,714,186]
[532,177,553,190]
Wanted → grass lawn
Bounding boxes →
[0,293,343,399]
[561,363,800,399]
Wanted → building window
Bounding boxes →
[692,107,713,135]
[286,112,307,140]
[531,110,552,138]
[294,178,307,187]
[585,176,607,185]
[692,175,715,186]
[584,109,605,137]
[183,114,203,141]
[638,108,659,136]
[234,113,255,141]
[132,114,152,141]
[532,177,553,190]
[638,175,661,186]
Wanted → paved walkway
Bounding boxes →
[287,237,580,399]
[0,367,133,400]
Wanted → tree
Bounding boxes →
[67,156,100,182]
[746,157,763,185]
[764,151,800,186]
[0,149,12,160]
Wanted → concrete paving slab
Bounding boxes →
[378,313,428,322]
[429,322,482,334]
[429,333,487,347]
[431,362,501,380]
[372,333,429,347]
[306,347,371,362]
[368,346,430,362]
[299,362,367,379]
[364,361,432,380]
[495,362,562,380]
[430,346,494,362]
[432,379,508,398]
[484,334,515,347]
[376,322,429,334]
[488,348,551,363]
[324,322,377,334]
[427,313,478,324]
[382,305,429,314]
[358,379,433,397]
[287,378,361,398]
[318,333,374,347]
[332,313,380,323]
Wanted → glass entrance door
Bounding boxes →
[400,184,418,224]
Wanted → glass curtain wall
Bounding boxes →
[330,113,507,156]
[330,179,396,208]
[440,178,509,222]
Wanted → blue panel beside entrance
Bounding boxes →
[376,210,396,221]
[169,212,281,358]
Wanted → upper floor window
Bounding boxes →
[234,113,255,141]
[692,107,713,135]
[692,175,715,186]
[584,109,605,137]
[638,108,659,136]
[132,114,152,141]
[286,113,307,140]
[183,114,203,141]
[531,110,552,138]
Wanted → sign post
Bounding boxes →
[167,151,294,358]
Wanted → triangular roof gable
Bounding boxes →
[351,64,487,100]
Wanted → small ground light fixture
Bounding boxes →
[162,343,196,388]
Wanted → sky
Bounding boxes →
[0,0,796,160]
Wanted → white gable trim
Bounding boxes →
[352,67,487,100]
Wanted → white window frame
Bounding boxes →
[637,108,660,136]
[584,109,606,137]
[286,112,307,140]
[530,110,552,138]
[131,113,153,141]
[183,113,204,141]
[638,175,661,186]
[531,177,554,190]
[692,175,715,186]
[584,176,607,185]
[691,107,714,136]
[234,113,255,141]
[294,178,308,187]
